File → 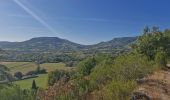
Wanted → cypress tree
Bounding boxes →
[32,80,37,90]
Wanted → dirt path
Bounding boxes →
[132,69,170,100]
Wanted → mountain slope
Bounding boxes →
[0,37,83,52]
[0,36,138,53]
[88,37,137,53]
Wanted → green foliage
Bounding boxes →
[89,56,114,88]
[132,27,170,66]
[69,78,90,100]
[35,66,47,74]
[48,70,71,86]
[155,50,167,67]
[0,64,13,82]
[50,53,157,100]
[113,54,156,80]
[89,54,156,91]
[36,65,41,73]
[103,80,137,100]
[78,57,96,76]
[14,72,23,80]
[32,80,37,90]
[14,74,48,89]
[0,85,33,100]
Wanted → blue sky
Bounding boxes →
[0,0,170,44]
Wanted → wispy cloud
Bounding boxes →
[13,0,60,36]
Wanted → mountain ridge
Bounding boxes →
[0,36,138,53]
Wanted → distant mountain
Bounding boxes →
[0,37,84,53]
[84,37,138,54]
[0,36,138,53]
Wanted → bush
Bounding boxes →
[132,27,170,63]
[103,80,137,100]
[14,72,23,80]
[0,85,33,100]
[78,57,96,76]
[48,70,71,86]
[155,50,167,67]
[38,69,47,74]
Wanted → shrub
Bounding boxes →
[155,50,167,67]
[78,57,96,76]
[14,72,23,80]
[103,80,137,100]
[32,80,37,90]
[0,85,33,100]
[38,69,47,74]
[48,70,71,86]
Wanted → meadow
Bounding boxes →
[14,74,48,89]
[0,61,74,89]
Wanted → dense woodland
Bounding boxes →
[0,27,170,100]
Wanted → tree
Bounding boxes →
[0,64,13,83]
[152,26,159,33]
[78,57,96,76]
[14,72,23,80]
[36,65,41,73]
[32,80,37,90]
[132,27,170,59]
[143,26,150,34]
[132,27,170,68]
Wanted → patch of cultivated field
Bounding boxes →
[0,62,68,74]
[14,74,48,89]
[41,63,73,72]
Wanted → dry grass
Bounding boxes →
[134,70,170,100]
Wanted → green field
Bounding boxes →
[14,74,48,89]
[0,62,75,89]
